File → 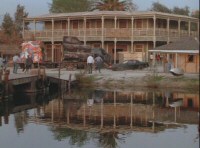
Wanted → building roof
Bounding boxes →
[149,37,199,54]
[24,11,199,21]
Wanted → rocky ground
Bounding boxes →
[46,67,199,92]
[8,66,199,92]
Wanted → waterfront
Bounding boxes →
[0,87,199,148]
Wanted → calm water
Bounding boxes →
[0,87,199,148]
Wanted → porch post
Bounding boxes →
[131,17,134,53]
[67,18,70,36]
[34,19,36,38]
[101,16,104,49]
[188,20,191,36]
[22,19,25,39]
[167,18,170,43]
[175,53,178,68]
[51,19,54,62]
[153,15,156,48]
[100,97,104,129]
[178,19,181,38]
[83,17,86,45]
[114,38,117,64]
[197,21,199,37]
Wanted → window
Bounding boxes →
[187,98,193,107]
[72,21,78,29]
[119,20,127,28]
[188,55,194,63]
[134,44,143,52]
[135,19,142,28]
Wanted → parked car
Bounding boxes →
[110,60,149,71]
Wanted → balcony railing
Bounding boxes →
[24,28,198,41]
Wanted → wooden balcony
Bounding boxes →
[23,28,198,42]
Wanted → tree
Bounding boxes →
[191,10,199,19]
[124,0,138,12]
[92,0,126,11]
[14,4,29,37]
[150,2,171,13]
[91,0,137,11]
[49,0,93,13]
[1,13,14,36]
[172,6,190,16]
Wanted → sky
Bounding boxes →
[0,0,199,22]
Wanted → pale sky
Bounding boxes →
[0,0,199,22]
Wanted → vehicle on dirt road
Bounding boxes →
[110,60,149,71]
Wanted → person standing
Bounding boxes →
[25,54,33,73]
[13,54,20,74]
[95,55,103,73]
[87,55,94,74]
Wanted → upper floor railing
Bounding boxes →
[23,28,199,42]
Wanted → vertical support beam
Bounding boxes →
[113,90,116,128]
[147,42,149,61]
[197,21,199,37]
[83,104,86,126]
[188,20,191,36]
[34,19,36,38]
[152,52,156,66]
[178,18,181,38]
[114,16,117,29]
[131,17,134,53]
[114,38,117,64]
[100,98,104,129]
[22,19,25,39]
[51,100,54,122]
[167,18,170,43]
[67,18,70,36]
[175,53,178,68]
[153,16,156,48]
[51,19,54,62]
[101,16,104,49]
[130,93,133,128]
[152,91,155,132]
[83,17,86,45]
[114,16,117,63]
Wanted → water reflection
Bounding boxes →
[0,87,199,148]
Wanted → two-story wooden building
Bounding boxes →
[23,11,199,64]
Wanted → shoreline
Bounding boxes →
[73,69,199,92]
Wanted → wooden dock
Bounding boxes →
[0,68,77,100]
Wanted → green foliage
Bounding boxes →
[150,2,171,13]
[172,6,190,16]
[150,2,192,16]
[14,4,29,36]
[1,4,28,44]
[75,73,95,86]
[49,0,93,13]
[191,10,200,19]
[91,0,137,11]
[2,13,14,36]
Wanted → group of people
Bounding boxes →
[87,54,103,74]
[13,53,33,74]
[0,56,7,71]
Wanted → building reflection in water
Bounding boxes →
[0,88,199,147]
[30,88,199,130]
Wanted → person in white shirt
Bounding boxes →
[13,54,20,74]
[87,55,94,74]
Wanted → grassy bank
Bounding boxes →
[75,72,199,93]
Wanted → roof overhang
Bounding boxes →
[148,50,199,54]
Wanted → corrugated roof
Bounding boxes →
[149,37,199,53]
[24,11,198,21]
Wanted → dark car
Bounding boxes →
[110,60,149,71]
